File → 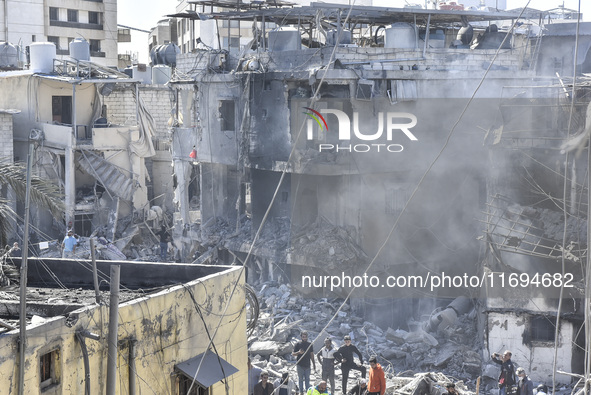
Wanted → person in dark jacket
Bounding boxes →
[253,370,274,395]
[338,335,366,394]
[347,379,368,395]
[444,383,458,394]
[516,367,534,395]
[492,350,516,395]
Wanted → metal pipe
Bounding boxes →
[4,0,8,42]
[17,141,34,395]
[106,265,120,395]
[423,14,431,58]
[90,238,101,304]
[129,339,137,395]
[75,332,92,395]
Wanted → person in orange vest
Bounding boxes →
[367,356,385,395]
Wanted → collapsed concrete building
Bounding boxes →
[165,1,591,386]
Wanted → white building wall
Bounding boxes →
[487,311,574,385]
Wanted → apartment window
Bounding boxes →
[67,9,78,22]
[52,96,72,124]
[47,36,60,50]
[40,349,60,389]
[219,101,235,131]
[176,373,209,395]
[88,11,101,25]
[49,7,59,21]
[89,39,101,52]
[529,316,555,342]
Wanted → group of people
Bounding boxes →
[251,331,386,395]
[492,350,548,395]
[249,339,549,395]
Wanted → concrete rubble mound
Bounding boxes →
[289,216,368,271]
[248,282,484,394]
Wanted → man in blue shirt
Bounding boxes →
[62,230,78,258]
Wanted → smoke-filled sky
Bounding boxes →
[117,0,590,63]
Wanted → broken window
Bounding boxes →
[529,316,555,342]
[175,374,209,395]
[40,349,60,390]
[52,96,72,124]
[219,100,235,131]
[74,214,93,237]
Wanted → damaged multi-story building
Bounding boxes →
[0,40,179,248]
[165,1,591,386]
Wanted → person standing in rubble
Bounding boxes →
[492,350,516,395]
[317,338,338,394]
[61,230,78,258]
[274,371,299,395]
[248,357,262,395]
[293,330,316,393]
[338,335,366,394]
[253,370,274,395]
[367,356,385,395]
[516,367,534,395]
[158,225,170,261]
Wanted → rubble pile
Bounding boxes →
[248,282,482,394]
[38,220,171,262]
[289,217,367,271]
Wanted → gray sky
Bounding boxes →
[117,0,590,63]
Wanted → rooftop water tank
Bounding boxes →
[30,42,56,73]
[0,42,19,68]
[132,64,152,84]
[69,38,90,61]
[152,64,171,84]
[327,29,352,46]
[268,27,301,51]
[150,43,180,66]
[385,23,417,49]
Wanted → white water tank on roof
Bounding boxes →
[30,42,56,73]
[385,23,417,49]
[152,64,171,84]
[268,27,301,51]
[132,64,152,84]
[69,38,90,61]
[0,42,19,68]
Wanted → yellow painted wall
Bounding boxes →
[0,266,247,394]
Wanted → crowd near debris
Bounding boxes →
[247,282,576,395]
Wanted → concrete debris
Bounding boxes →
[248,282,482,394]
[289,217,368,271]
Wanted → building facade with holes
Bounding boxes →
[0,260,247,394]
[0,68,156,236]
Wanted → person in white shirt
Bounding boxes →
[317,338,338,394]
[274,372,298,395]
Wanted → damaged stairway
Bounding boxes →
[78,150,135,202]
